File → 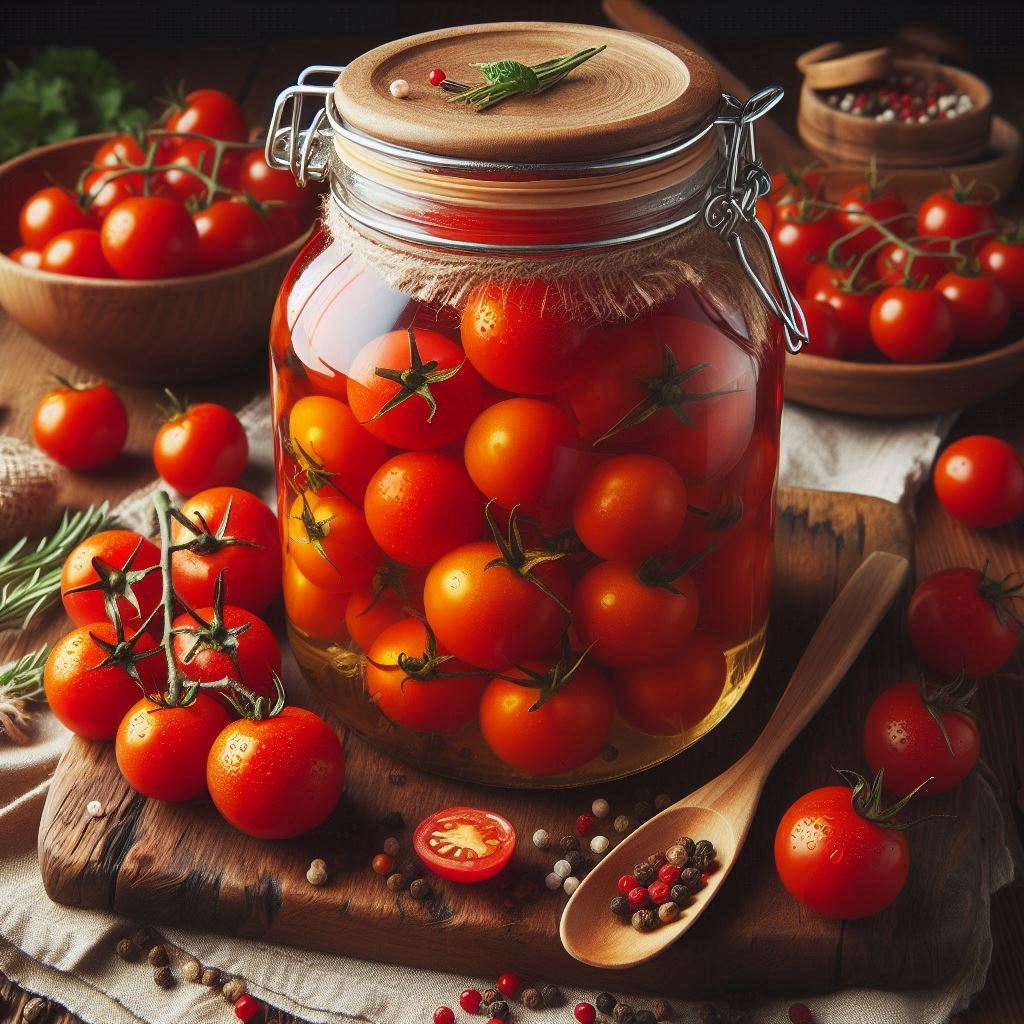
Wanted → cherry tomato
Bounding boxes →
[479,662,614,776]
[18,186,96,249]
[346,587,407,651]
[116,692,232,802]
[688,428,778,535]
[771,206,836,290]
[917,188,997,250]
[33,380,127,471]
[800,298,844,359]
[8,246,41,268]
[574,560,699,668]
[165,88,247,142]
[288,395,391,504]
[287,491,379,591]
[82,168,143,219]
[171,487,281,612]
[464,398,587,520]
[804,262,864,296]
[875,240,950,287]
[364,452,483,567]
[933,435,1024,528]
[908,566,1021,676]
[366,618,484,732]
[863,680,979,797]
[283,556,348,641]
[93,135,147,169]
[238,149,315,215]
[979,235,1024,308]
[835,184,908,256]
[424,541,570,670]
[774,780,910,919]
[39,228,114,278]
[615,633,726,735]
[869,286,955,363]
[207,706,345,838]
[756,196,774,233]
[160,138,215,202]
[153,399,248,495]
[61,529,162,631]
[101,196,198,279]
[935,270,1011,352]
[193,198,272,273]
[413,806,516,881]
[172,604,281,704]
[806,278,876,356]
[44,622,163,740]
[573,454,687,561]
[347,327,484,450]
[460,279,588,394]
[770,169,823,208]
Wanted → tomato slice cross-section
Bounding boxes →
[413,806,516,882]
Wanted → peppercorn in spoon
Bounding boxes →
[559,550,909,968]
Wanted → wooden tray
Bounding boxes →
[37,487,985,998]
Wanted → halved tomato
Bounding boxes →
[413,805,516,883]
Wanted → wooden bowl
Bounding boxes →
[797,58,992,168]
[0,133,308,385]
[784,333,1024,417]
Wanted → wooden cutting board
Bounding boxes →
[38,487,980,999]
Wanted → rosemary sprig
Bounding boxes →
[449,45,606,112]
[0,503,116,633]
[0,644,51,744]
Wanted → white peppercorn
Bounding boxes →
[533,828,551,849]
[590,835,610,855]
[306,858,329,886]
[562,876,580,895]
[553,859,572,879]
[545,872,563,890]
[613,814,631,833]
[181,958,202,983]
[592,798,610,818]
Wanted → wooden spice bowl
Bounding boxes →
[797,58,992,168]
[784,332,1024,417]
[0,133,308,385]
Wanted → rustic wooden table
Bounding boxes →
[1,16,1022,1024]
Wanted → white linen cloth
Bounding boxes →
[0,395,1014,1024]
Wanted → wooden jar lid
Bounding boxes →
[334,21,720,163]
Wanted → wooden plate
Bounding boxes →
[784,333,1024,417]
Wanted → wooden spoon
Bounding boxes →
[560,550,909,969]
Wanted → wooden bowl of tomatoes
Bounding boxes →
[0,130,314,385]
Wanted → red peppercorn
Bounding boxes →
[460,990,482,1013]
[574,1002,597,1024]
[617,874,638,894]
[702,872,711,885]
[428,67,446,87]
[434,1008,455,1024]
[234,995,263,1023]
[497,973,520,997]
[789,1003,814,1024]
[576,813,595,836]
[647,880,671,904]
[658,863,681,885]
[627,886,649,908]
[371,853,393,875]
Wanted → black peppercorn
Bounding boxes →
[597,992,617,1014]
[409,878,430,900]
[679,867,702,891]
[635,1011,657,1024]
[653,999,672,1021]
[669,884,691,906]
[565,849,585,871]
[613,1002,636,1023]
[541,983,563,1007]
[693,840,716,868]
[399,857,421,880]
[634,800,653,822]
[488,1000,510,1019]
[632,908,658,932]
[380,810,404,830]
[560,834,580,852]
[675,836,696,858]
[611,895,632,919]
[522,988,543,1010]
[633,862,656,887]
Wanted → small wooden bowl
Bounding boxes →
[784,333,1024,418]
[0,133,308,385]
[797,58,992,168]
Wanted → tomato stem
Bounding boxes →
[835,767,947,831]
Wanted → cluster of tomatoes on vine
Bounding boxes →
[9,87,315,280]
[44,482,347,839]
[761,166,1024,363]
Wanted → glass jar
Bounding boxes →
[267,23,804,788]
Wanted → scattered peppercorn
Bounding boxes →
[592,798,611,818]
[542,983,563,1007]
[383,836,401,856]
[533,828,551,849]
[381,809,404,828]
[788,1003,814,1024]
[384,872,405,892]
[222,978,247,1003]
[153,966,174,989]
[632,908,658,932]
[488,999,510,1019]
[147,944,169,967]
[611,895,632,918]
[409,878,431,900]
[399,857,421,880]
[545,872,563,890]
[553,859,572,879]
[612,1004,636,1024]
[635,1011,658,1024]
[181,958,202,983]
[22,997,46,1023]
[202,968,221,987]
[560,834,580,852]
[613,814,632,833]
[576,813,596,835]
[371,853,393,875]
[633,862,656,886]
[565,849,585,872]
[460,990,482,1013]
[522,987,544,1010]
[596,992,617,1013]
[653,999,672,1021]
[574,1002,597,1024]
[306,858,329,886]
[434,1008,455,1024]
[483,988,500,1005]
[563,876,581,895]
[634,800,653,822]
[115,938,140,961]
[658,901,681,924]
[497,973,519,997]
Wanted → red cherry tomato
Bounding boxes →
[345,587,407,651]
[979,235,1024,308]
[771,206,837,290]
[116,692,232,802]
[806,278,876,356]
[935,270,1011,352]
[207,706,345,838]
[774,780,910,919]
[101,196,198,279]
[364,451,483,567]
[875,239,950,287]
[165,88,247,142]
[40,228,114,278]
[153,399,248,495]
[19,186,96,249]
[917,188,997,250]
[8,246,42,268]
[933,435,1024,528]
[347,327,485,450]
[82,168,143,219]
[835,184,908,256]
[460,279,588,395]
[770,169,823,208]
[863,680,979,797]
[799,298,844,359]
[238,149,314,215]
[44,622,163,740]
[869,286,955,363]
[193,198,272,273]
[33,380,127,471]
[93,135,147,169]
[160,138,215,202]
[908,566,1022,675]
[413,806,516,881]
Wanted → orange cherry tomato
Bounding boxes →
[287,491,380,591]
[283,556,348,641]
[345,587,406,651]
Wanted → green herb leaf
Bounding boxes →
[471,59,539,92]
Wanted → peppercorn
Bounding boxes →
[115,937,140,961]
[654,793,671,811]
[679,867,702,891]
[669,884,691,906]
[632,862,656,886]
[612,1002,636,1024]
[553,859,572,878]
[635,1011,658,1024]
[399,857,421,880]
[385,872,406,892]
[628,886,649,909]
[22,997,46,1023]
[222,978,247,1003]
[634,800,653,822]
[611,895,632,918]
[659,863,682,885]
[560,834,580,852]
[153,966,174,989]
[409,877,430,900]
[202,967,221,987]
[596,992,617,1013]
[675,836,696,858]
[658,901,680,924]
[522,987,544,1010]
[147,944,168,967]
[613,814,632,833]
[460,991,483,1013]
[563,876,581,895]
[632,908,658,932]
[646,852,668,871]
[380,809,404,829]
[483,988,500,1005]
[592,798,611,818]
[576,813,596,835]
[647,880,671,904]
[665,844,689,868]
[653,1000,672,1021]
[591,835,610,855]
[382,836,401,856]
[306,858,329,886]
[488,1000,510,1019]
[533,828,551,849]
[565,849,585,871]
[181,958,202,983]
[542,983,563,1007]
[693,839,716,862]
[133,927,158,951]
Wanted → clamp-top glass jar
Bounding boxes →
[267,22,805,788]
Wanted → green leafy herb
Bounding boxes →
[0,47,148,162]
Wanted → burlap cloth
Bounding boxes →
[0,395,1016,1024]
